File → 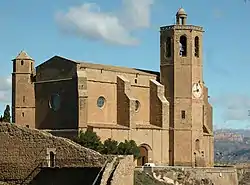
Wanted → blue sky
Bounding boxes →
[0,0,250,129]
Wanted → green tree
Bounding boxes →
[102,138,118,155]
[72,131,140,158]
[3,105,11,123]
[118,140,140,159]
[73,130,103,152]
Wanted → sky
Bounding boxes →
[0,0,250,129]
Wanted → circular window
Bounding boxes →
[49,94,61,111]
[135,100,140,112]
[97,96,105,108]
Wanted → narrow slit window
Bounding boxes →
[22,112,24,117]
[21,60,24,65]
[181,110,186,119]
[49,151,55,167]
[194,36,199,57]
[31,63,33,72]
[23,96,25,103]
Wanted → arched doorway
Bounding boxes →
[138,146,148,166]
[137,144,152,166]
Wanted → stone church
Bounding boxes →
[11,8,214,167]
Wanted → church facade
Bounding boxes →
[11,8,214,167]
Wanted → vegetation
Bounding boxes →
[214,140,250,164]
[102,138,119,155]
[0,105,11,123]
[74,130,103,152]
[117,139,140,159]
[74,130,140,159]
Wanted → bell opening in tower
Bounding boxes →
[194,36,200,57]
[179,35,187,57]
[180,17,184,25]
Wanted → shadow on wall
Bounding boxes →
[29,167,102,185]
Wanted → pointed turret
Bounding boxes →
[13,50,34,61]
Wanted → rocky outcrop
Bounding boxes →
[152,169,213,185]
[135,170,213,185]
[139,166,238,185]
[134,171,166,185]
[237,168,250,185]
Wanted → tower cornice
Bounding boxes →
[160,25,204,32]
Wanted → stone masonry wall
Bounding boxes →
[77,68,88,128]
[0,123,135,185]
[117,75,136,128]
[150,79,169,128]
[111,155,135,185]
[101,155,134,185]
[0,123,106,183]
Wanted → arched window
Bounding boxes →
[165,37,171,58]
[195,139,200,151]
[21,60,24,65]
[194,36,199,57]
[49,94,61,111]
[135,100,141,112]
[179,35,187,57]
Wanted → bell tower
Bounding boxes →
[160,8,209,166]
[12,51,35,128]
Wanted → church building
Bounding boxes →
[11,8,214,167]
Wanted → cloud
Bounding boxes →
[210,94,250,122]
[0,76,11,103]
[55,0,154,45]
[119,0,153,30]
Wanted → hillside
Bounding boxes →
[214,129,250,164]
